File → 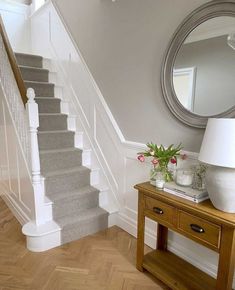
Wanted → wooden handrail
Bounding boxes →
[0,15,27,105]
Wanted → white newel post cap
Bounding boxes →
[27,88,36,102]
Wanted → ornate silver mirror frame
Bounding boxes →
[161,0,235,128]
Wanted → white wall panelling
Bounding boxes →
[29,0,231,283]
[0,0,31,53]
[0,84,34,224]
[0,29,35,224]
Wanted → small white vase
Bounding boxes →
[206,165,235,213]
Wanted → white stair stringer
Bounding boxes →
[49,73,121,217]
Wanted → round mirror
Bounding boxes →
[161,1,235,128]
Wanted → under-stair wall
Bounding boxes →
[0,35,35,224]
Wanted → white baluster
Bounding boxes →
[26,88,44,225]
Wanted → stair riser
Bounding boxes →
[36,98,61,114]
[40,150,82,173]
[38,132,75,150]
[25,82,55,97]
[52,192,99,219]
[39,114,67,131]
[20,67,49,82]
[60,213,108,244]
[16,54,43,68]
[45,169,90,195]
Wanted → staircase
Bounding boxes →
[15,52,108,245]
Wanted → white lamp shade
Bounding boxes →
[198,118,235,168]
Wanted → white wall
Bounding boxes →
[0,0,31,53]
[11,0,31,5]
[52,0,210,153]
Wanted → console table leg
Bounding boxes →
[216,226,235,290]
[136,192,145,271]
[157,224,168,251]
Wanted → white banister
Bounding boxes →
[26,88,44,225]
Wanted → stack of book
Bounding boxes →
[163,182,209,203]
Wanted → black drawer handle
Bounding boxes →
[190,224,205,233]
[153,207,164,215]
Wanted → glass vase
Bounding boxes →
[150,168,158,186]
[150,166,173,189]
[155,170,165,189]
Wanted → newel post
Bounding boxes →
[26,88,44,225]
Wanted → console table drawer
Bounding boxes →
[178,211,221,249]
[145,196,176,226]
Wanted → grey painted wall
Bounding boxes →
[175,35,235,116]
[53,0,211,152]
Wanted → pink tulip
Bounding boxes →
[181,154,188,160]
[151,158,159,165]
[137,154,145,162]
[170,158,177,164]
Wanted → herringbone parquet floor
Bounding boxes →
[0,197,170,290]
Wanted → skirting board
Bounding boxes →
[0,189,29,226]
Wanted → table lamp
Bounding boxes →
[198,118,235,213]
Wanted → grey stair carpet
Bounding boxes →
[39,114,68,131]
[15,52,108,245]
[19,66,49,82]
[35,97,61,113]
[24,80,55,97]
[40,148,83,172]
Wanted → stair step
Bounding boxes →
[39,113,67,131]
[49,185,99,219]
[40,147,82,173]
[38,130,75,150]
[56,207,108,244]
[19,65,49,82]
[15,52,43,68]
[35,97,61,114]
[24,81,55,98]
[43,166,91,195]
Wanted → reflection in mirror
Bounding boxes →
[173,16,235,116]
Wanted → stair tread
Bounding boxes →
[15,52,43,59]
[19,65,49,72]
[24,80,54,85]
[38,130,73,134]
[35,97,59,100]
[48,185,99,202]
[42,165,90,178]
[39,113,67,116]
[56,207,108,227]
[39,147,82,154]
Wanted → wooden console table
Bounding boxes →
[135,182,235,290]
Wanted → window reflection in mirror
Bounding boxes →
[173,67,196,111]
[173,16,235,116]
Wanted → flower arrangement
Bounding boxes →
[137,142,184,183]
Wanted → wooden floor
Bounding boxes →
[0,198,170,290]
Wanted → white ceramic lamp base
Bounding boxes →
[206,166,235,213]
